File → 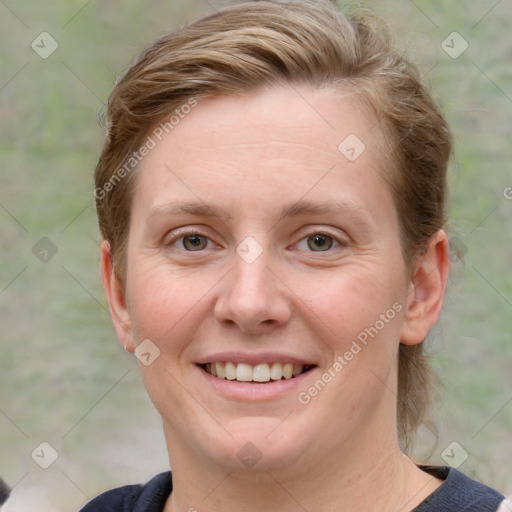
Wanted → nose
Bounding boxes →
[214,249,292,334]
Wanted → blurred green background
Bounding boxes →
[1,0,511,510]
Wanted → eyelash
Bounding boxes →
[165,228,348,253]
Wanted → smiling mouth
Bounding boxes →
[200,362,316,383]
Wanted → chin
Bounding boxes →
[203,418,313,473]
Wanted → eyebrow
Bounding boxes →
[146,202,233,223]
[280,200,367,220]
[146,199,370,225]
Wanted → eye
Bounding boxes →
[168,232,213,251]
[295,231,343,252]
[307,233,336,252]
[182,234,208,251]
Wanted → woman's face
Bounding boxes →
[104,85,438,472]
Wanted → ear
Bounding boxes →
[100,240,135,353]
[400,230,450,345]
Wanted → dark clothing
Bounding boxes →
[0,477,10,504]
[80,472,172,512]
[79,465,505,511]
[414,466,504,511]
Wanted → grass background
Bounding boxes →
[0,0,511,510]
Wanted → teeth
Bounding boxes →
[225,362,237,380]
[204,362,308,382]
[215,362,225,379]
[292,364,303,377]
[236,363,253,382]
[270,362,283,380]
[253,364,271,382]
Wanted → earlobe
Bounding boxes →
[100,240,135,353]
[400,230,450,346]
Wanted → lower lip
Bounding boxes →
[195,365,316,401]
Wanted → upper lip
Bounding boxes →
[195,352,316,366]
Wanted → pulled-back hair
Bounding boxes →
[94,0,452,449]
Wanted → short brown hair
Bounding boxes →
[94,0,452,448]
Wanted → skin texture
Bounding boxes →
[101,85,450,511]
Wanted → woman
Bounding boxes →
[82,1,506,510]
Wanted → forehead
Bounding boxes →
[133,85,394,219]
[163,85,384,159]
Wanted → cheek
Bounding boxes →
[296,268,404,421]
[125,261,214,345]
[297,264,404,344]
